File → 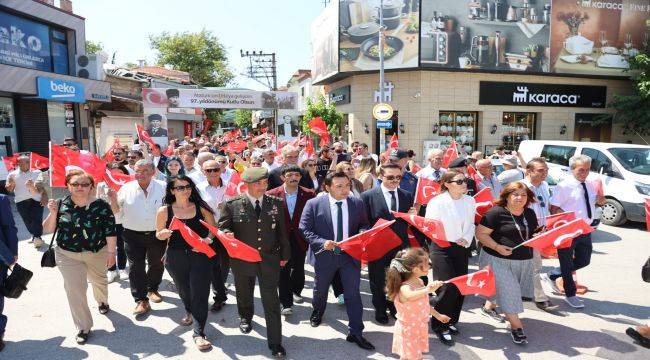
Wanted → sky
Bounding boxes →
[74,0,327,90]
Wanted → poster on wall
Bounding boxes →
[339,0,420,72]
[312,1,340,83]
[142,110,169,149]
[0,12,52,71]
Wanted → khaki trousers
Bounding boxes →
[56,247,108,332]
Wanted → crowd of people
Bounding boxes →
[1,132,648,358]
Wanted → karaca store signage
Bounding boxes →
[479,81,607,108]
[329,85,350,105]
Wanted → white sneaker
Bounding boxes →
[564,296,585,308]
[119,269,129,280]
[107,271,118,284]
[540,273,560,293]
[281,306,293,315]
[33,237,44,248]
[292,294,304,304]
[337,294,345,306]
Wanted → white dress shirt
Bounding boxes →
[550,176,598,223]
[245,191,264,209]
[262,160,280,172]
[221,167,235,184]
[189,170,207,185]
[425,192,476,247]
[6,169,42,202]
[97,182,122,224]
[416,165,446,181]
[117,179,166,231]
[520,178,551,226]
[198,180,229,219]
[381,184,399,211]
[328,195,349,242]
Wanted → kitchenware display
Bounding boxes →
[602,46,619,55]
[487,2,494,21]
[340,47,361,61]
[599,30,608,51]
[471,35,490,66]
[494,31,502,67]
[564,35,594,55]
[459,56,470,68]
[360,36,404,60]
[427,31,449,65]
[529,8,537,23]
[506,6,518,22]
[381,0,402,18]
[543,4,551,24]
[597,54,629,69]
[469,3,482,20]
[383,15,401,30]
[560,54,594,63]
[346,22,381,44]
[494,0,505,21]
[438,112,478,151]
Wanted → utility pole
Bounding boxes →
[240,50,278,135]
[379,0,386,154]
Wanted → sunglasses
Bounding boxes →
[69,182,91,188]
[384,175,402,181]
[204,168,221,173]
[217,160,227,164]
[537,195,546,208]
[447,178,469,185]
[127,156,139,159]
[172,185,192,191]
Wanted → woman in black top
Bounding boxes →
[476,182,539,345]
[42,170,117,345]
[155,175,217,350]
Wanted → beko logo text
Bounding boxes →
[50,81,76,94]
[512,86,579,105]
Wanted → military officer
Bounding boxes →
[218,167,290,358]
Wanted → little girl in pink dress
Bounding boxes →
[386,248,450,360]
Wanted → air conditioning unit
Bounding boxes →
[75,54,105,81]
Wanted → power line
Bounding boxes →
[239,50,277,91]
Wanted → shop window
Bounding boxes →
[501,112,535,150]
[438,111,478,153]
[50,28,69,75]
[541,144,576,167]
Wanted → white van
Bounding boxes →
[518,140,650,226]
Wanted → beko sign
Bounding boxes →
[479,82,607,108]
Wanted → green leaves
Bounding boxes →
[607,53,650,135]
[234,109,253,130]
[85,40,103,54]
[302,94,343,138]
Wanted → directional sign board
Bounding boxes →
[372,103,393,121]
[376,120,392,129]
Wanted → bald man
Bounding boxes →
[475,159,502,199]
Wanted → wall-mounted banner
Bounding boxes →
[479,81,607,108]
[0,11,52,71]
[142,88,298,110]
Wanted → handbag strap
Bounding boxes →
[46,196,67,250]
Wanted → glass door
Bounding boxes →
[501,112,536,150]
[0,97,18,157]
[438,111,478,153]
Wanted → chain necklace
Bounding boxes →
[505,206,529,242]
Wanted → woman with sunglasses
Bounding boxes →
[155,175,216,350]
[424,170,476,345]
[42,170,117,345]
[475,182,538,345]
[336,161,364,197]
[301,158,320,193]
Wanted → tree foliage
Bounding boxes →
[302,94,343,137]
[85,40,103,54]
[604,52,650,135]
[149,29,234,87]
[234,109,253,129]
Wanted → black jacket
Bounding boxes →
[360,186,416,249]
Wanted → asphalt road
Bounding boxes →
[2,206,649,359]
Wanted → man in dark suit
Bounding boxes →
[267,145,314,190]
[361,163,415,324]
[266,165,315,314]
[0,194,18,352]
[299,171,375,351]
[146,114,168,137]
[218,167,291,358]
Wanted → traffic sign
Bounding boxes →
[373,103,393,121]
[376,120,392,129]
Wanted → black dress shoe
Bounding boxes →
[0,339,4,352]
[210,301,225,312]
[387,304,397,319]
[269,344,286,358]
[239,319,252,334]
[375,312,389,325]
[535,300,559,311]
[310,312,322,327]
[435,330,454,346]
[447,324,459,335]
[626,327,650,349]
[346,334,375,350]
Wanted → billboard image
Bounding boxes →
[142,88,298,110]
[0,11,52,72]
[311,1,339,83]
[339,0,420,72]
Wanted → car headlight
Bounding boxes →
[635,182,650,196]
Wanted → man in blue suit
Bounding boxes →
[299,171,374,351]
[0,194,19,352]
[360,163,416,324]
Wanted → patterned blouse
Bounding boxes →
[55,197,117,252]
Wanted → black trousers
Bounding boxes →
[108,225,127,271]
[123,229,167,302]
[211,241,230,303]
[278,242,306,308]
[550,233,592,298]
[165,248,212,336]
[16,199,43,237]
[368,247,400,315]
[430,244,469,331]
[331,270,344,297]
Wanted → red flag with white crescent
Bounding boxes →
[225,170,247,197]
[539,211,577,258]
[392,211,450,248]
[305,137,315,159]
[169,217,216,258]
[50,143,107,187]
[135,123,156,148]
[518,218,593,252]
[474,187,495,223]
[645,199,650,232]
[467,165,481,185]
[414,177,441,205]
[406,227,421,248]
[199,220,262,262]
[446,266,496,297]
[442,141,459,169]
[102,138,122,163]
[2,152,49,171]
[336,219,400,262]
[102,169,135,191]
[221,140,248,154]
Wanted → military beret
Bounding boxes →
[241,167,268,183]
[448,157,468,168]
[148,113,163,121]
[389,149,409,160]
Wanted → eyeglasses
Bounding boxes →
[384,175,402,181]
[172,185,192,191]
[69,182,91,188]
[204,168,221,173]
[217,160,227,164]
[127,156,139,159]
[447,178,469,185]
[537,195,546,208]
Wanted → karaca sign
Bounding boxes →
[479,81,607,108]
[142,88,298,110]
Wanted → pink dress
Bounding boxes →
[392,282,430,359]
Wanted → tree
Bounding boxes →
[302,94,343,141]
[603,51,650,135]
[234,109,253,129]
[149,29,234,87]
[85,40,103,54]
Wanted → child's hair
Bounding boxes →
[385,248,429,301]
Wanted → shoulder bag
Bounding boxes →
[643,256,650,283]
[41,197,66,268]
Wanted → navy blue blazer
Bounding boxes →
[0,194,18,268]
[299,195,369,263]
[360,186,414,249]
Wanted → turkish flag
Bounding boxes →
[305,137,315,158]
[221,140,248,154]
[222,129,239,142]
[392,211,450,248]
[519,218,594,252]
[540,212,577,258]
[406,227,421,248]
[50,143,107,187]
[389,133,399,149]
[169,217,216,258]
[102,138,122,163]
[102,169,134,191]
[446,266,496,297]
[252,134,267,144]
[467,165,481,185]
[337,219,400,262]
[645,199,650,232]
[308,117,330,146]
[225,170,247,197]
[163,145,174,156]
[474,187,495,223]
[2,152,49,171]
[135,123,156,149]
[199,220,262,262]
[414,177,441,205]
[410,163,422,175]
[442,141,459,169]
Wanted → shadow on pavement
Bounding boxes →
[1,336,88,360]
[592,229,622,244]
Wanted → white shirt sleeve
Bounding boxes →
[461,196,476,246]
[549,182,567,208]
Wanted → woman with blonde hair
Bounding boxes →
[356,157,378,192]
